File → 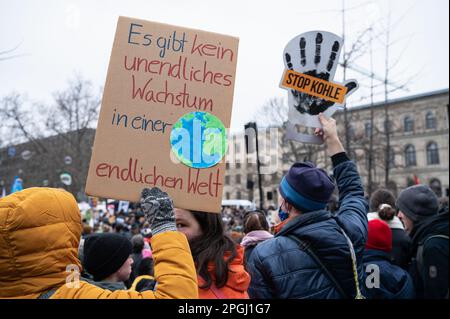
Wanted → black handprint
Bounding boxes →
[285,33,357,115]
[300,37,306,67]
[327,41,339,72]
[315,33,323,65]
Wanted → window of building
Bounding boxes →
[246,176,254,189]
[270,134,278,149]
[404,145,416,167]
[384,119,392,132]
[226,162,230,170]
[225,176,230,185]
[365,122,372,138]
[236,162,241,169]
[235,142,241,153]
[425,112,437,129]
[271,173,278,182]
[365,154,371,170]
[225,192,230,200]
[348,123,355,138]
[427,142,440,165]
[404,116,414,132]
[271,154,278,166]
[236,191,242,199]
[235,174,241,184]
[388,148,396,169]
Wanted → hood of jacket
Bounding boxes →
[240,230,274,248]
[198,245,250,297]
[363,249,415,299]
[0,188,82,298]
[81,277,127,291]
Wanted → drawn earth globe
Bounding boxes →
[170,111,227,169]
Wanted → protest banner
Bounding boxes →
[85,16,239,213]
[279,31,359,144]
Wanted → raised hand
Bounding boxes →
[315,113,345,155]
[140,187,177,236]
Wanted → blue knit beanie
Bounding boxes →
[279,162,335,213]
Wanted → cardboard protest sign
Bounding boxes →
[85,17,239,213]
[279,31,358,144]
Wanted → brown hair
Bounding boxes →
[188,211,237,289]
[378,203,396,221]
[243,210,269,234]
[370,188,396,212]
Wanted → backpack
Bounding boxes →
[416,234,449,299]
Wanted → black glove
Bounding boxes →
[140,187,176,236]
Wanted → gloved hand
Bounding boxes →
[140,187,176,236]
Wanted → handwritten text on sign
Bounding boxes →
[85,17,238,213]
[281,69,347,104]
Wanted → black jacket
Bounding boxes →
[391,228,412,270]
[124,252,143,288]
[409,212,449,299]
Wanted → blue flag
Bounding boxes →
[11,176,23,193]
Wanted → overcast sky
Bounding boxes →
[1,0,448,132]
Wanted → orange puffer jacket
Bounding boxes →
[0,187,198,299]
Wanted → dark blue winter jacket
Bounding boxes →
[363,249,415,299]
[247,157,368,299]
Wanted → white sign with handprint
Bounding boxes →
[280,31,359,144]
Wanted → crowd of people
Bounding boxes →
[0,114,448,299]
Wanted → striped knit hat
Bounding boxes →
[279,162,335,213]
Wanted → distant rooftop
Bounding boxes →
[348,88,449,112]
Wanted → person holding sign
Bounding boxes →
[174,208,251,298]
[0,187,198,299]
[246,114,368,299]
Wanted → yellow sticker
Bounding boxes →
[281,69,347,104]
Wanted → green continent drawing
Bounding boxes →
[170,111,227,168]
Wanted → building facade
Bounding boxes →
[1,90,448,206]
[223,89,449,207]
[0,129,95,201]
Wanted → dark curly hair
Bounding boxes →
[369,188,396,212]
[378,204,396,221]
[243,210,269,234]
